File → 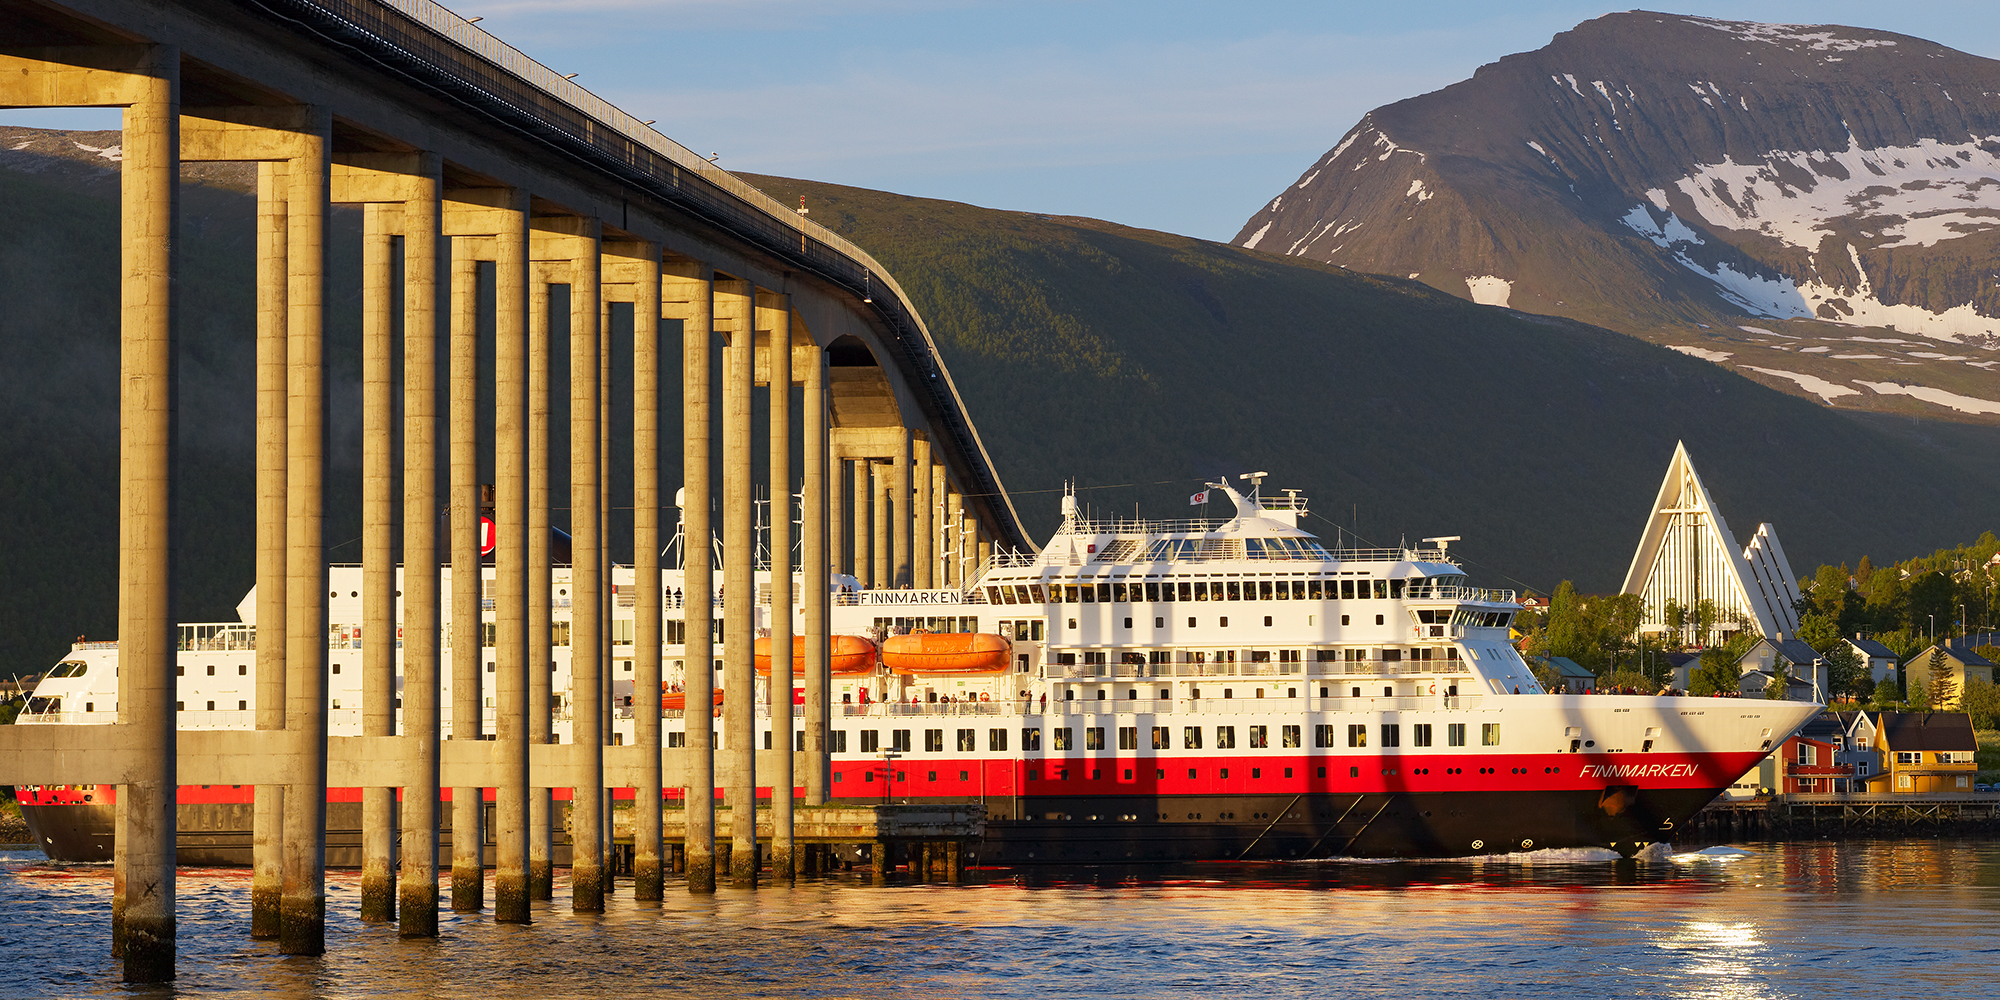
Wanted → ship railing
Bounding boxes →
[1337,662,1471,677]
[1404,585,1518,603]
[1025,695,1487,715]
[837,702,1026,718]
[71,640,120,651]
[176,623,257,652]
[14,710,109,726]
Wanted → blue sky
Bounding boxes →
[5,2,1996,241]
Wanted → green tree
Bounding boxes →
[1694,599,1721,647]
[1872,677,1903,707]
[1690,648,1740,696]
[1599,668,1653,693]
[1663,600,1688,648]
[1765,665,1791,700]
[1823,643,1866,701]
[1926,647,1956,709]
[1797,610,1842,653]
[1544,581,1590,662]
[1960,678,2000,730]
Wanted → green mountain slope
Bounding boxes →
[746,172,2000,594]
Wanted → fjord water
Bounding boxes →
[3,842,1997,998]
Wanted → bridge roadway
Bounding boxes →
[0,0,1027,980]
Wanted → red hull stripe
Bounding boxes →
[13,751,1761,807]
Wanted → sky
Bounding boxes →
[6,1,1999,241]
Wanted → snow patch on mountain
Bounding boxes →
[1743,367,1860,402]
[72,142,120,161]
[1856,381,2000,415]
[1671,136,2000,251]
[1669,345,1732,362]
[1683,16,1899,55]
[1465,276,1512,307]
[1406,179,1433,203]
[1243,222,1273,250]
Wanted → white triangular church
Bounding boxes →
[1620,443,1800,641]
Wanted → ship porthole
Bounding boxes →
[1470,839,1483,851]
[1521,839,1534,849]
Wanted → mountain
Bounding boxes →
[1233,12,2000,422]
[4,126,1999,681]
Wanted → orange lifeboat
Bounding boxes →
[880,632,1012,675]
[661,689,724,711]
[753,634,878,676]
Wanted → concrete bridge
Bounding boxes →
[0,0,1028,981]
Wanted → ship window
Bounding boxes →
[1112,583,1128,602]
[925,729,944,752]
[1119,726,1138,749]
[1282,725,1301,748]
[1264,616,1273,627]
[861,730,880,752]
[990,728,1008,751]
[1482,723,1501,747]
[1315,724,1335,748]
[1347,724,1367,748]
[1152,726,1171,749]
[1309,580,1324,599]
[206,701,215,711]
[1065,586,1080,603]
[1259,581,1274,600]
[1217,726,1236,749]
[1220,617,1229,627]
[1097,584,1113,603]
[1226,582,1242,601]
[176,665,185,676]
[1381,724,1400,748]
[1145,582,1161,602]
[332,663,341,674]
[1178,582,1193,601]
[1414,723,1433,747]
[893,729,913,752]
[1023,727,1042,750]
[1251,725,1268,748]
[1183,726,1203,749]
[1085,726,1105,750]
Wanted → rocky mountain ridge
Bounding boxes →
[1234,11,2000,421]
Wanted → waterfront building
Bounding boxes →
[1863,712,1977,794]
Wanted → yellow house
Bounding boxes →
[1866,711,1978,794]
[1903,645,1995,710]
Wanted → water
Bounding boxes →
[5,840,2000,998]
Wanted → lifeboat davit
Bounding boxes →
[880,632,1012,675]
[660,689,724,711]
[753,634,878,676]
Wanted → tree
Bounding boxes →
[1960,678,2000,731]
[1797,611,1842,653]
[1926,647,1956,709]
[1599,668,1652,693]
[1663,600,1688,648]
[1872,677,1903,707]
[1544,581,1591,663]
[1823,643,1866,701]
[1690,648,1740,696]
[1765,665,1791,700]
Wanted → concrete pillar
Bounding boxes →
[931,464,947,588]
[280,104,332,959]
[118,50,180,983]
[716,279,757,885]
[448,241,482,914]
[493,191,530,924]
[828,458,845,578]
[872,464,890,591]
[628,245,665,901]
[598,294,614,878]
[569,224,607,912]
[251,158,287,943]
[668,266,716,893]
[913,438,933,589]
[802,346,830,807]
[977,531,992,573]
[892,433,911,588]
[855,461,873,588]
[527,271,553,901]
[360,201,397,924]
[398,153,444,939]
[760,292,794,880]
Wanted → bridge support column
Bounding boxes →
[569,221,607,912]
[930,463,947,589]
[667,265,717,893]
[803,344,830,807]
[717,279,757,886]
[448,236,483,914]
[360,200,398,924]
[398,153,444,939]
[114,47,181,982]
[892,431,911,587]
[621,243,665,902]
[946,490,964,588]
[872,463,890,591]
[858,460,875,588]
[280,104,332,959]
[527,268,553,900]
[829,458,846,578]
[251,158,288,942]
[493,190,530,925]
[760,290,795,881]
[913,437,932,590]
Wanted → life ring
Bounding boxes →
[1429,682,1437,695]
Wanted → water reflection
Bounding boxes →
[4,843,2000,998]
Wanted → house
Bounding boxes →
[1903,645,1995,710]
[1661,651,1700,691]
[1736,635,1827,700]
[1527,655,1598,693]
[1777,713,1852,794]
[1844,636,1900,687]
[1862,711,1978,794]
[1844,711,1884,790]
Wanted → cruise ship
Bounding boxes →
[12,475,1820,863]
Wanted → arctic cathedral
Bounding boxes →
[1620,443,1800,643]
